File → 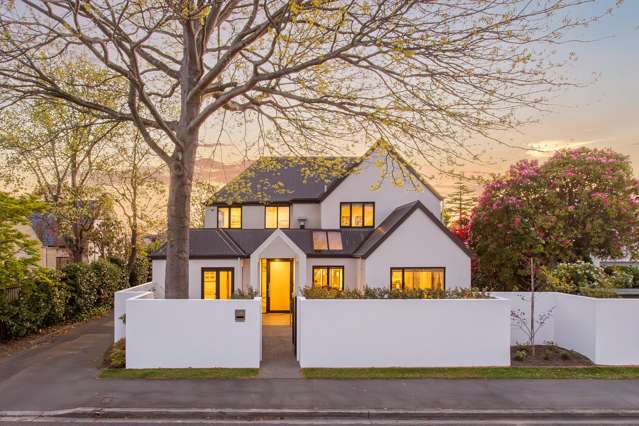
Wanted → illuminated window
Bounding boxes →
[313,266,344,290]
[312,231,343,251]
[218,207,242,229]
[201,268,234,299]
[390,268,445,291]
[265,205,290,229]
[340,202,374,228]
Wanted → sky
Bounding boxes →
[198,1,639,197]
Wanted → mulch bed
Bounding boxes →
[511,345,592,366]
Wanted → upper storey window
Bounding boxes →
[340,202,374,228]
[218,207,242,229]
[265,205,290,229]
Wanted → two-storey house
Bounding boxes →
[150,141,472,313]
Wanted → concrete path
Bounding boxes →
[258,313,302,379]
[2,313,639,415]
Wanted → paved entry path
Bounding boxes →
[258,313,302,379]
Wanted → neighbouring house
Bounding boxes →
[27,213,72,269]
[150,141,472,312]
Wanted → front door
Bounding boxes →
[267,259,292,312]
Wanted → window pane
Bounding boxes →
[218,208,229,228]
[351,203,363,227]
[203,271,217,299]
[340,204,351,227]
[327,231,343,250]
[313,268,327,288]
[364,203,374,227]
[260,259,268,313]
[413,270,431,290]
[219,271,232,299]
[404,270,415,290]
[329,267,343,290]
[265,206,277,228]
[277,206,289,228]
[433,270,444,290]
[230,207,242,228]
[312,231,328,250]
[391,269,403,290]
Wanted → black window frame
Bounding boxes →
[201,267,235,299]
[339,202,375,228]
[217,206,242,229]
[264,204,291,229]
[312,265,345,290]
[389,267,446,290]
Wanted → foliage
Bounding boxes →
[130,255,150,287]
[510,294,555,348]
[470,148,639,290]
[106,339,126,369]
[540,262,618,298]
[91,259,128,307]
[603,265,639,289]
[446,174,478,223]
[302,286,489,300]
[449,216,471,247]
[513,350,528,362]
[232,287,257,299]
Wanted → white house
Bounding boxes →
[150,141,472,313]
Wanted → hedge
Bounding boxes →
[0,258,129,340]
[301,286,490,299]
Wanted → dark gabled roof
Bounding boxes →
[208,156,359,205]
[149,229,247,259]
[282,229,372,257]
[354,200,473,258]
[29,213,65,247]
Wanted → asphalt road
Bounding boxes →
[2,313,639,421]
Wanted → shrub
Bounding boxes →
[540,262,617,298]
[232,287,257,299]
[105,339,126,368]
[514,349,528,362]
[130,255,150,287]
[301,286,489,299]
[91,258,128,307]
[604,265,639,289]
[61,263,99,318]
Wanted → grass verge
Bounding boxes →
[302,367,639,380]
[100,368,258,380]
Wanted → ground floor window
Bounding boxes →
[390,267,445,290]
[201,268,234,299]
[312,266,344,290]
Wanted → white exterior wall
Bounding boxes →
[364,209,471,289]
[126,296,261,368]
[203,206,217,228]
[242,205,264,229]
[290,203,321,228]
[297,296,510,367]
[305,258,359,290]
[493,292,639,365]
[320,148,441,228]
[151,259,166,298]
[113,282,155,342]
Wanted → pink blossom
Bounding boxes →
[567,205,576,211]
[513,217,521,227]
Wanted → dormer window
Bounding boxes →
[218,206,242,229]
[265,205,290,229]
[312,231,343,251]
[340,202,374,228]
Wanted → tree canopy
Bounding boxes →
[470,148,639,290]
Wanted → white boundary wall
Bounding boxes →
[493,292,639,365]
[126,296,261,368]
[296,296,511,368]
[113,282,155,342]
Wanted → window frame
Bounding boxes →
[201,267,235,299]
[339,202,375,228]
[217,206,242,229]
[264,204,291,229]
[312,265,345,290]
[389,267,446,291]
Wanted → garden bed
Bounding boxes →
[100,368,258,380]
[511,345,592,367]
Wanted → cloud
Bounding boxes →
[526,139,601,158]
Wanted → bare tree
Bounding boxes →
[0,0,610,297]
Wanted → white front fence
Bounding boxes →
[113,282,155,342]
[125,296,262,368]
[493,292,639,365]
[296,296,511,368]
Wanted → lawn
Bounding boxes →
[100,368,258,380]
[302,366,639,380]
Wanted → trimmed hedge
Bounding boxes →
[0,258,129,340]
[302,286,490,299]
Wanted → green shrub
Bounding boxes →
[91,258,128,307]
[514,349,528,362]
[540,262,617,298]
[130,255,150,287]
[107,339,126,368]
[62,263,99,318]
[0,268,68,338]
[232,287,257,299]
[301,286,490,299]
[604,265,639,289]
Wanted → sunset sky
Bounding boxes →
[198,0,639,197]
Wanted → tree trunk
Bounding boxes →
[127,224,138,286]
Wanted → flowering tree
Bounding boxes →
[470,148,639,290]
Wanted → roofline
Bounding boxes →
[150,255,247,260]
[357,201,473,258]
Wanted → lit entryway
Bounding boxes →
[259,312,301,378]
